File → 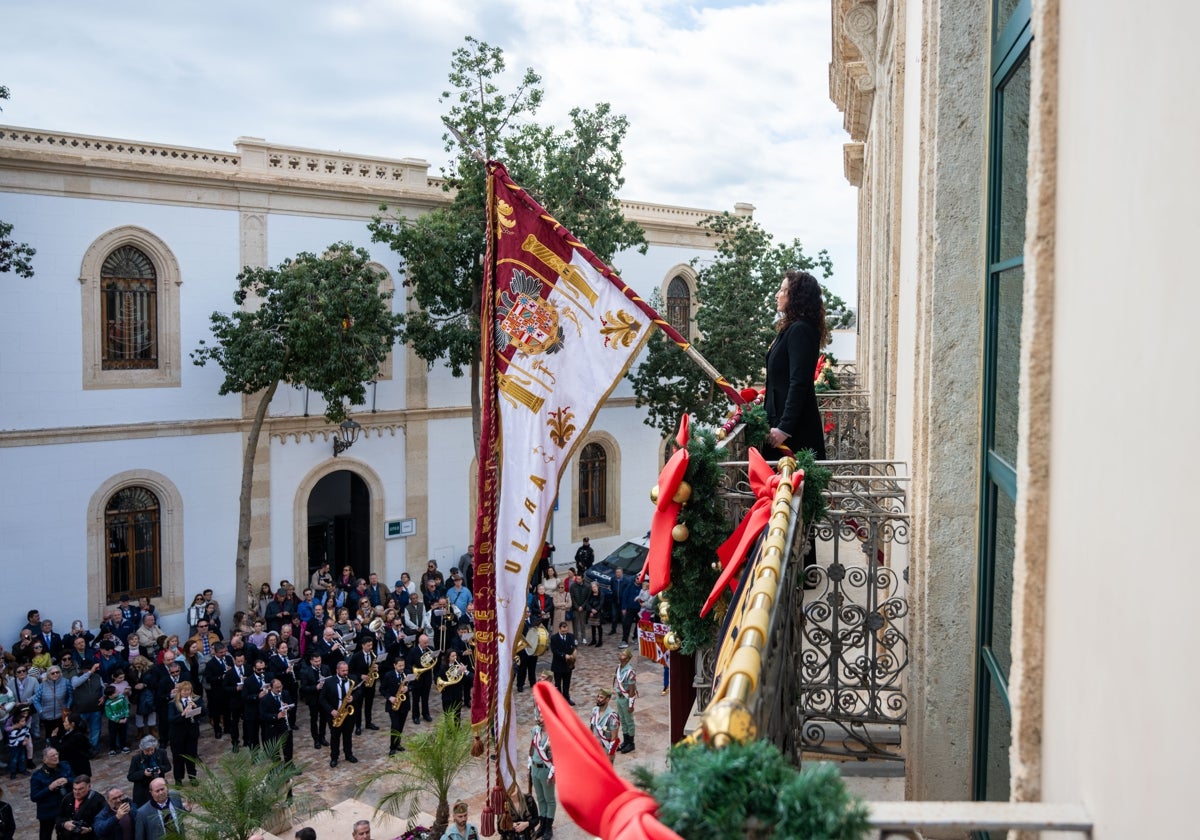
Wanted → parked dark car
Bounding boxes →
[584,536,650,594]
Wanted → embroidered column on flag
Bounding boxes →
[471,161,654,790]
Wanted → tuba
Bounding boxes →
[412,649,437,676]
[437,661,467,693]
[331,678,359,728]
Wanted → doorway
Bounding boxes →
[306,470,371,585]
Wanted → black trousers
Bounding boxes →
[411,678,432,722]
[226,708,242,746]
[170,723,199,782]
[388,701,410,752]
[356,686,376,731]
[243,715,261,748]
[263,722,293,762]
[553,669,572,700]
[329,720,354,761]
[515,652,537,690]
[307,701,327,744]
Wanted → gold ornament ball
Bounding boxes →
[657,598,671,623]
[672,481,692,505]
[650,484,660,504]
[716,428,727,440]
[663,631,682,651]
[671,523,690,542]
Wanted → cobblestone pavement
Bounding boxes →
[3,632,671,839]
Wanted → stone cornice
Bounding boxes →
[0,397,639,448]
[0,125,737,246]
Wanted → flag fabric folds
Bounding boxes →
[471,161,656,790]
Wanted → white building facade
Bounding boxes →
[0,127,736,639]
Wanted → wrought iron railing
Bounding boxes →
[820,389,871,460]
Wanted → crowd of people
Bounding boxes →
[0,541,660,840]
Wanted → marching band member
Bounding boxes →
[380,653,412,755]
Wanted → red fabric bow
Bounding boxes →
[701,447,795,617]
[641,415,689,596]
[533,683,683,840]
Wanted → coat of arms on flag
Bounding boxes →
[494,269,565,355]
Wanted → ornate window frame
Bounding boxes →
[570,430,621,543]
[660,265,698,341]
[80,226,182,389]
[292,458,387,587]
[87,470,184,626]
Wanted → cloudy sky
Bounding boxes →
[3,0,857,296]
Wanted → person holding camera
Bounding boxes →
[124,736,168,808]
[56,774,104,838]
[93,787,134,840]
[30,747,73,840]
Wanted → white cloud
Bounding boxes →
[1,0,857,293]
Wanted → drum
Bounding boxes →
[524,625,550,656]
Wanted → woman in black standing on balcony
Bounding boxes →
[764,270,828,577]
[764,269,828,463]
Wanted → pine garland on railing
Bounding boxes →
[632,740,870,840]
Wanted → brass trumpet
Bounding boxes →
[412,649,437,676]
[437,661,466,692]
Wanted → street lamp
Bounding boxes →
[332,417,361,457]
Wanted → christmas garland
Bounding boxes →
[632,740,870,840]
[660,405,832,654]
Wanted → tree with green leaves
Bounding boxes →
[0,86,36,278]
[369,36,647,445]
[180,737,326,840]
[192,244,402,610]
[628,213,848,438]
[357,712,477,838]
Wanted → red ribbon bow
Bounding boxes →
[701,447,793,618]
[641,415,689,596]
[533,683,683,840]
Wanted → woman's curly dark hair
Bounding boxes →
[778,269,829,346]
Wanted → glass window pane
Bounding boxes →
[992,265,1023,465]
[994,0,1022,42]
[995,53,1030,264]
[983,677,1012,835]
[989,486,1016,679]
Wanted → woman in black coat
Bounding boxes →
[764,270,828,574]
[50,714,92,778]
[764,269,828,462]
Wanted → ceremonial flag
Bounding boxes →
[470,161,661,789]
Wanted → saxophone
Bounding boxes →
[390,678,408,710]
[437,661,466,692]
[412,649,437,676]
[364,661,379,688]
[330,679,359,728]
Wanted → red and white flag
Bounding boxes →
[470,161,657,789]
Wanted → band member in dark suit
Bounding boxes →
[166,681,202,785]
[514,609,541,693]
[203,642,232,740]
[221,652,248,751]
[549,621,578,706]
[382,616,411,668]
[298,650,331,749]
[448,621,475,709]
[405,634,436,724]
[266,641,299,731]
[318,660,360,767]
[379,654,412,755]
[259,678,294,762]
[240,659,269,749]
[435,649,470,724]
[347,635,381,735]
[310,627,347,669]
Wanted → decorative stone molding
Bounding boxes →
[0,126,239,167]
[844,142,866,187]
[829,1,879,142]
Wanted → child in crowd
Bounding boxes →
[104,683,131,754]
[4,705,31,778]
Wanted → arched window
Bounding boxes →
[101,245,158,369]
[578,443,607,526]
[80,226,182,389]
[666,275,691,340]
[105,486,162,601]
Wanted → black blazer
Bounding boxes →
[319,675,361,720]
[764,319,826,459]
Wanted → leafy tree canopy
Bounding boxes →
[0,86,36,278]
[369,36,648,441]
[192,243,402,423]
[628,213,848,438]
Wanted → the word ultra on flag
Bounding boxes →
[471,161,653,788]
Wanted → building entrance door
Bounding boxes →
[307,470,371,586]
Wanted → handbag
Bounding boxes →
[564,609,574,621]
